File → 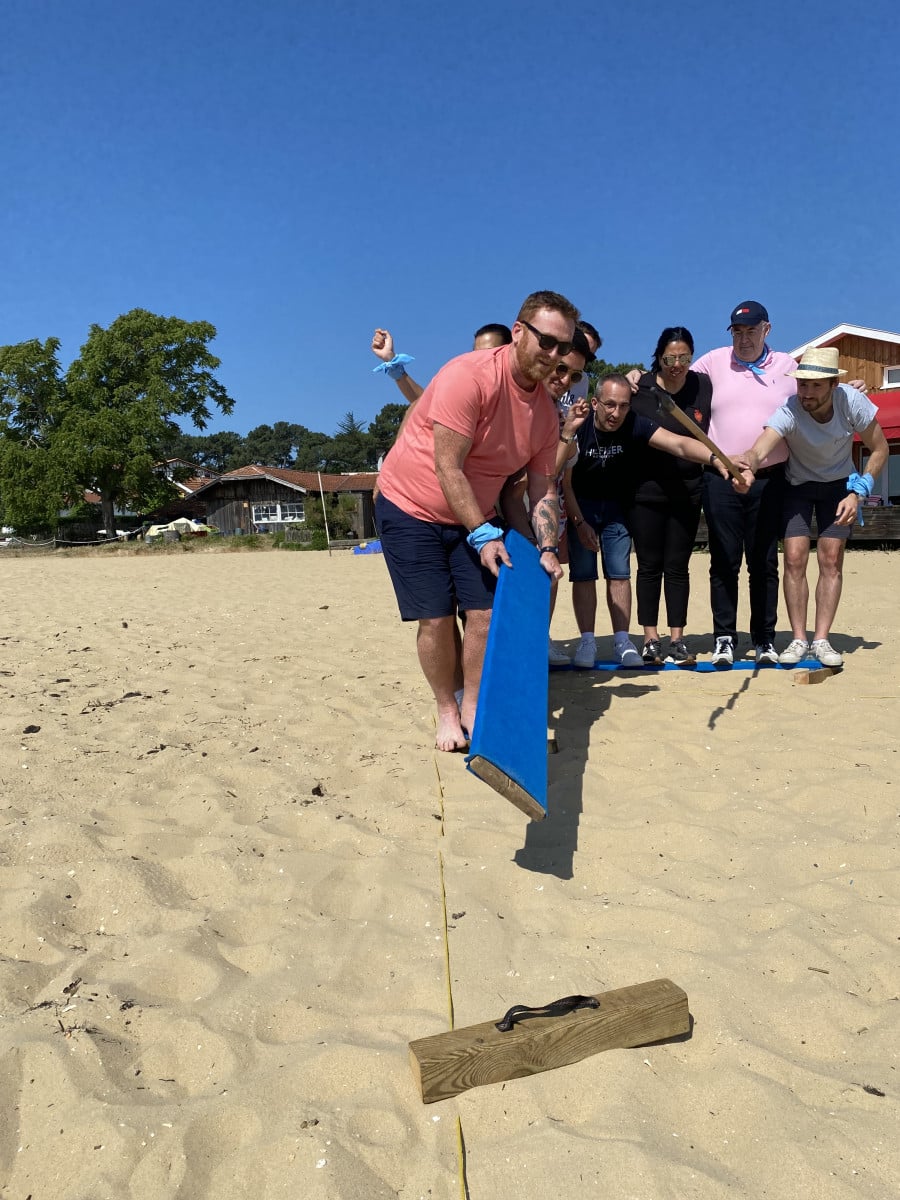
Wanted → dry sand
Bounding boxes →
[0,543,896,1199]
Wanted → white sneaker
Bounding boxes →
[573,637,597,669]
[778,639,809,665]
[754,641,779,666]
[616,640,644,669]
[711,636,734,667]
[549,639,571,666]
[811,638,843,667]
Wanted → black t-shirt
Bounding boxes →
[570,409,658,503]
[629,370,713,497]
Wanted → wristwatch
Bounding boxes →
[538,546,559,555]
[560,434,576,444]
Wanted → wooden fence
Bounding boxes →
[694,504,900,548]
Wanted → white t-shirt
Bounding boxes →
[765,385,877,485]
[556,371,590,418]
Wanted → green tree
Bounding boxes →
[204,431,246,472]
[240,421,306,467]
[322,411,376,472]
[0,310,234,536]
[302,489,359,539]
[368,402,406,461]
[0,339,71,531]
[586,357,646,397]
[161,429,246,473]
[0,338,65,444]
[293,428,333,471]
[62,309,234,534]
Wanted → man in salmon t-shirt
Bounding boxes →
[376,290,578,752]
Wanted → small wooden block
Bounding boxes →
[793,666,842,686]
[409,977,689,1104]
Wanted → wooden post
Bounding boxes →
[317,470,332,557]
[409,977,689,1104]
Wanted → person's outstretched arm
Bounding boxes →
[371,328,424,404]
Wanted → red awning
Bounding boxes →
[869,391,900,440]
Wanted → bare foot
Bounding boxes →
[435,708,468,752]
[459,699,477,739]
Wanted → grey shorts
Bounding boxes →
[782,479,852,541]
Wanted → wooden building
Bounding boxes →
[792,324,900,506]
[791,323,900,391]
[162,458,221,495]
[191,465,379,537]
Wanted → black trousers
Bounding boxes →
[627,487,702,629]
[701,467,785,645]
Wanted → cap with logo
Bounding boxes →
[728,301,769,329]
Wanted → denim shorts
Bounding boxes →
[567,497,632,582]
[375,494,497,620]
[782,479,852,541]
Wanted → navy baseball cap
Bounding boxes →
[728,301,769,328]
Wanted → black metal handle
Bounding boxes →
[495,994,599,1032]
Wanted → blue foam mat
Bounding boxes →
[551,658,825,673]
[466,531,550,818]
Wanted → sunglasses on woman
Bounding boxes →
[661,353,692,367]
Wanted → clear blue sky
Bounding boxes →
[4,0,898,437]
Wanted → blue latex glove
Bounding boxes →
[373,353,414,380]
[846,471,874,497]
[846,472,875,526]
[466,522,505,552]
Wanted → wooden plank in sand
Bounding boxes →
[466,529,550,821]
[793,666,843,685]
[409,977,689,1104]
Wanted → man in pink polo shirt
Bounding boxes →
[376,290,576,751]
[691,301,797,667]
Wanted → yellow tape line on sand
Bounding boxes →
[432,751,470,1200]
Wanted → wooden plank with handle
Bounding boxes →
[652,386,745,482]
[409,977,690,1104]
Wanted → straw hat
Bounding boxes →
[787,346,847,379]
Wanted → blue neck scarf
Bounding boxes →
[734,344,770,377]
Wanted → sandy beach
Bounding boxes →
[0,543,896,1199]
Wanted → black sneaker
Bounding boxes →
[642,638,663,665]
[665,638,696,667]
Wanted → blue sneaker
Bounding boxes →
[617,641,643,669]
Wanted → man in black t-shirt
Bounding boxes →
[562,375,735,669]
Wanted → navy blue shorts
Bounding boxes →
[375,494,497,621]
[782,479,851,541]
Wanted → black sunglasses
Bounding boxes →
[553,363,584,384]
[521,320,573,356]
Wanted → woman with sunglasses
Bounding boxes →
[628,327,712,666]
